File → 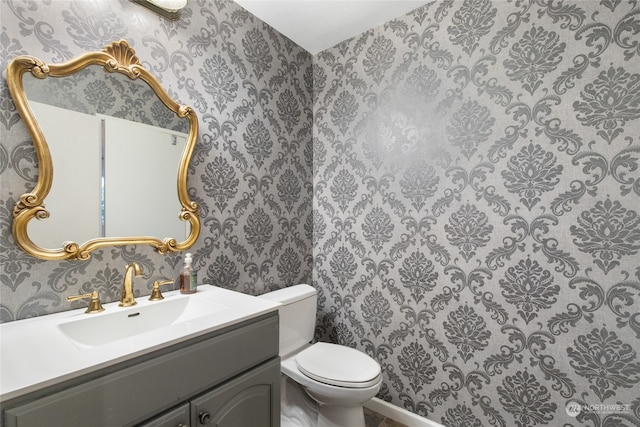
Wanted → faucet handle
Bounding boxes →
[66,291,105,314]
[149,280,174,301]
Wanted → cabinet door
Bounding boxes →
[191,358,280,427]
[137,403,189,427]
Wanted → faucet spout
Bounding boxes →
[120,262,142,307]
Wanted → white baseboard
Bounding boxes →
[364,398,444,427]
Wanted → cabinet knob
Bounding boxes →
[177,424,190,427]
[198,411,211,424]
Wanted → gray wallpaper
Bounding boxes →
[0,0,313,318]
[311,0,640,426]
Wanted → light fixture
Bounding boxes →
[131,0,187,20]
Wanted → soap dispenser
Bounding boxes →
[179,253,197,294]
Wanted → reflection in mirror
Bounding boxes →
[22,65,189,132]
[7,40,200,260]
[26,101,189,247]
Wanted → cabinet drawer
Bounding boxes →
[3,314,278,427]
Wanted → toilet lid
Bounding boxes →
[295,342,381,388]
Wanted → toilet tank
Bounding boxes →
[258,284,317,357]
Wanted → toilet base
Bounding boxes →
[281,375,318,427]
[317,404,365,427]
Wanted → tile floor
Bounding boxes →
[364,407,409,427]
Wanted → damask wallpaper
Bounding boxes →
[0,0,313,319]
[311,0,640,426]
[1,0,640,426]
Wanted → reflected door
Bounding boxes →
[103,116,188,239]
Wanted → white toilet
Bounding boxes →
[259,284,382,427]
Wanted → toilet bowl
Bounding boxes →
[259,285,382,427]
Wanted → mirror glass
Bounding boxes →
[8,40,200,260]
[23,67,189,247]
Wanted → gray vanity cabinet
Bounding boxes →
[2,313,280,427]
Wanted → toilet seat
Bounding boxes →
[295,342,382,388]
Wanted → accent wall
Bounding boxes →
[311,1,640,425]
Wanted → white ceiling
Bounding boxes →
[233,0,429,54]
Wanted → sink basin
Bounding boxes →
[58,293,226,347]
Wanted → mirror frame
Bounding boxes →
[7,40,200,260]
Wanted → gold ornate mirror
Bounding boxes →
[7,40,200,260]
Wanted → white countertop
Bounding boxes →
[0,285,280,402]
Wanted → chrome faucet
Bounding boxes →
[120,262,142,307]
